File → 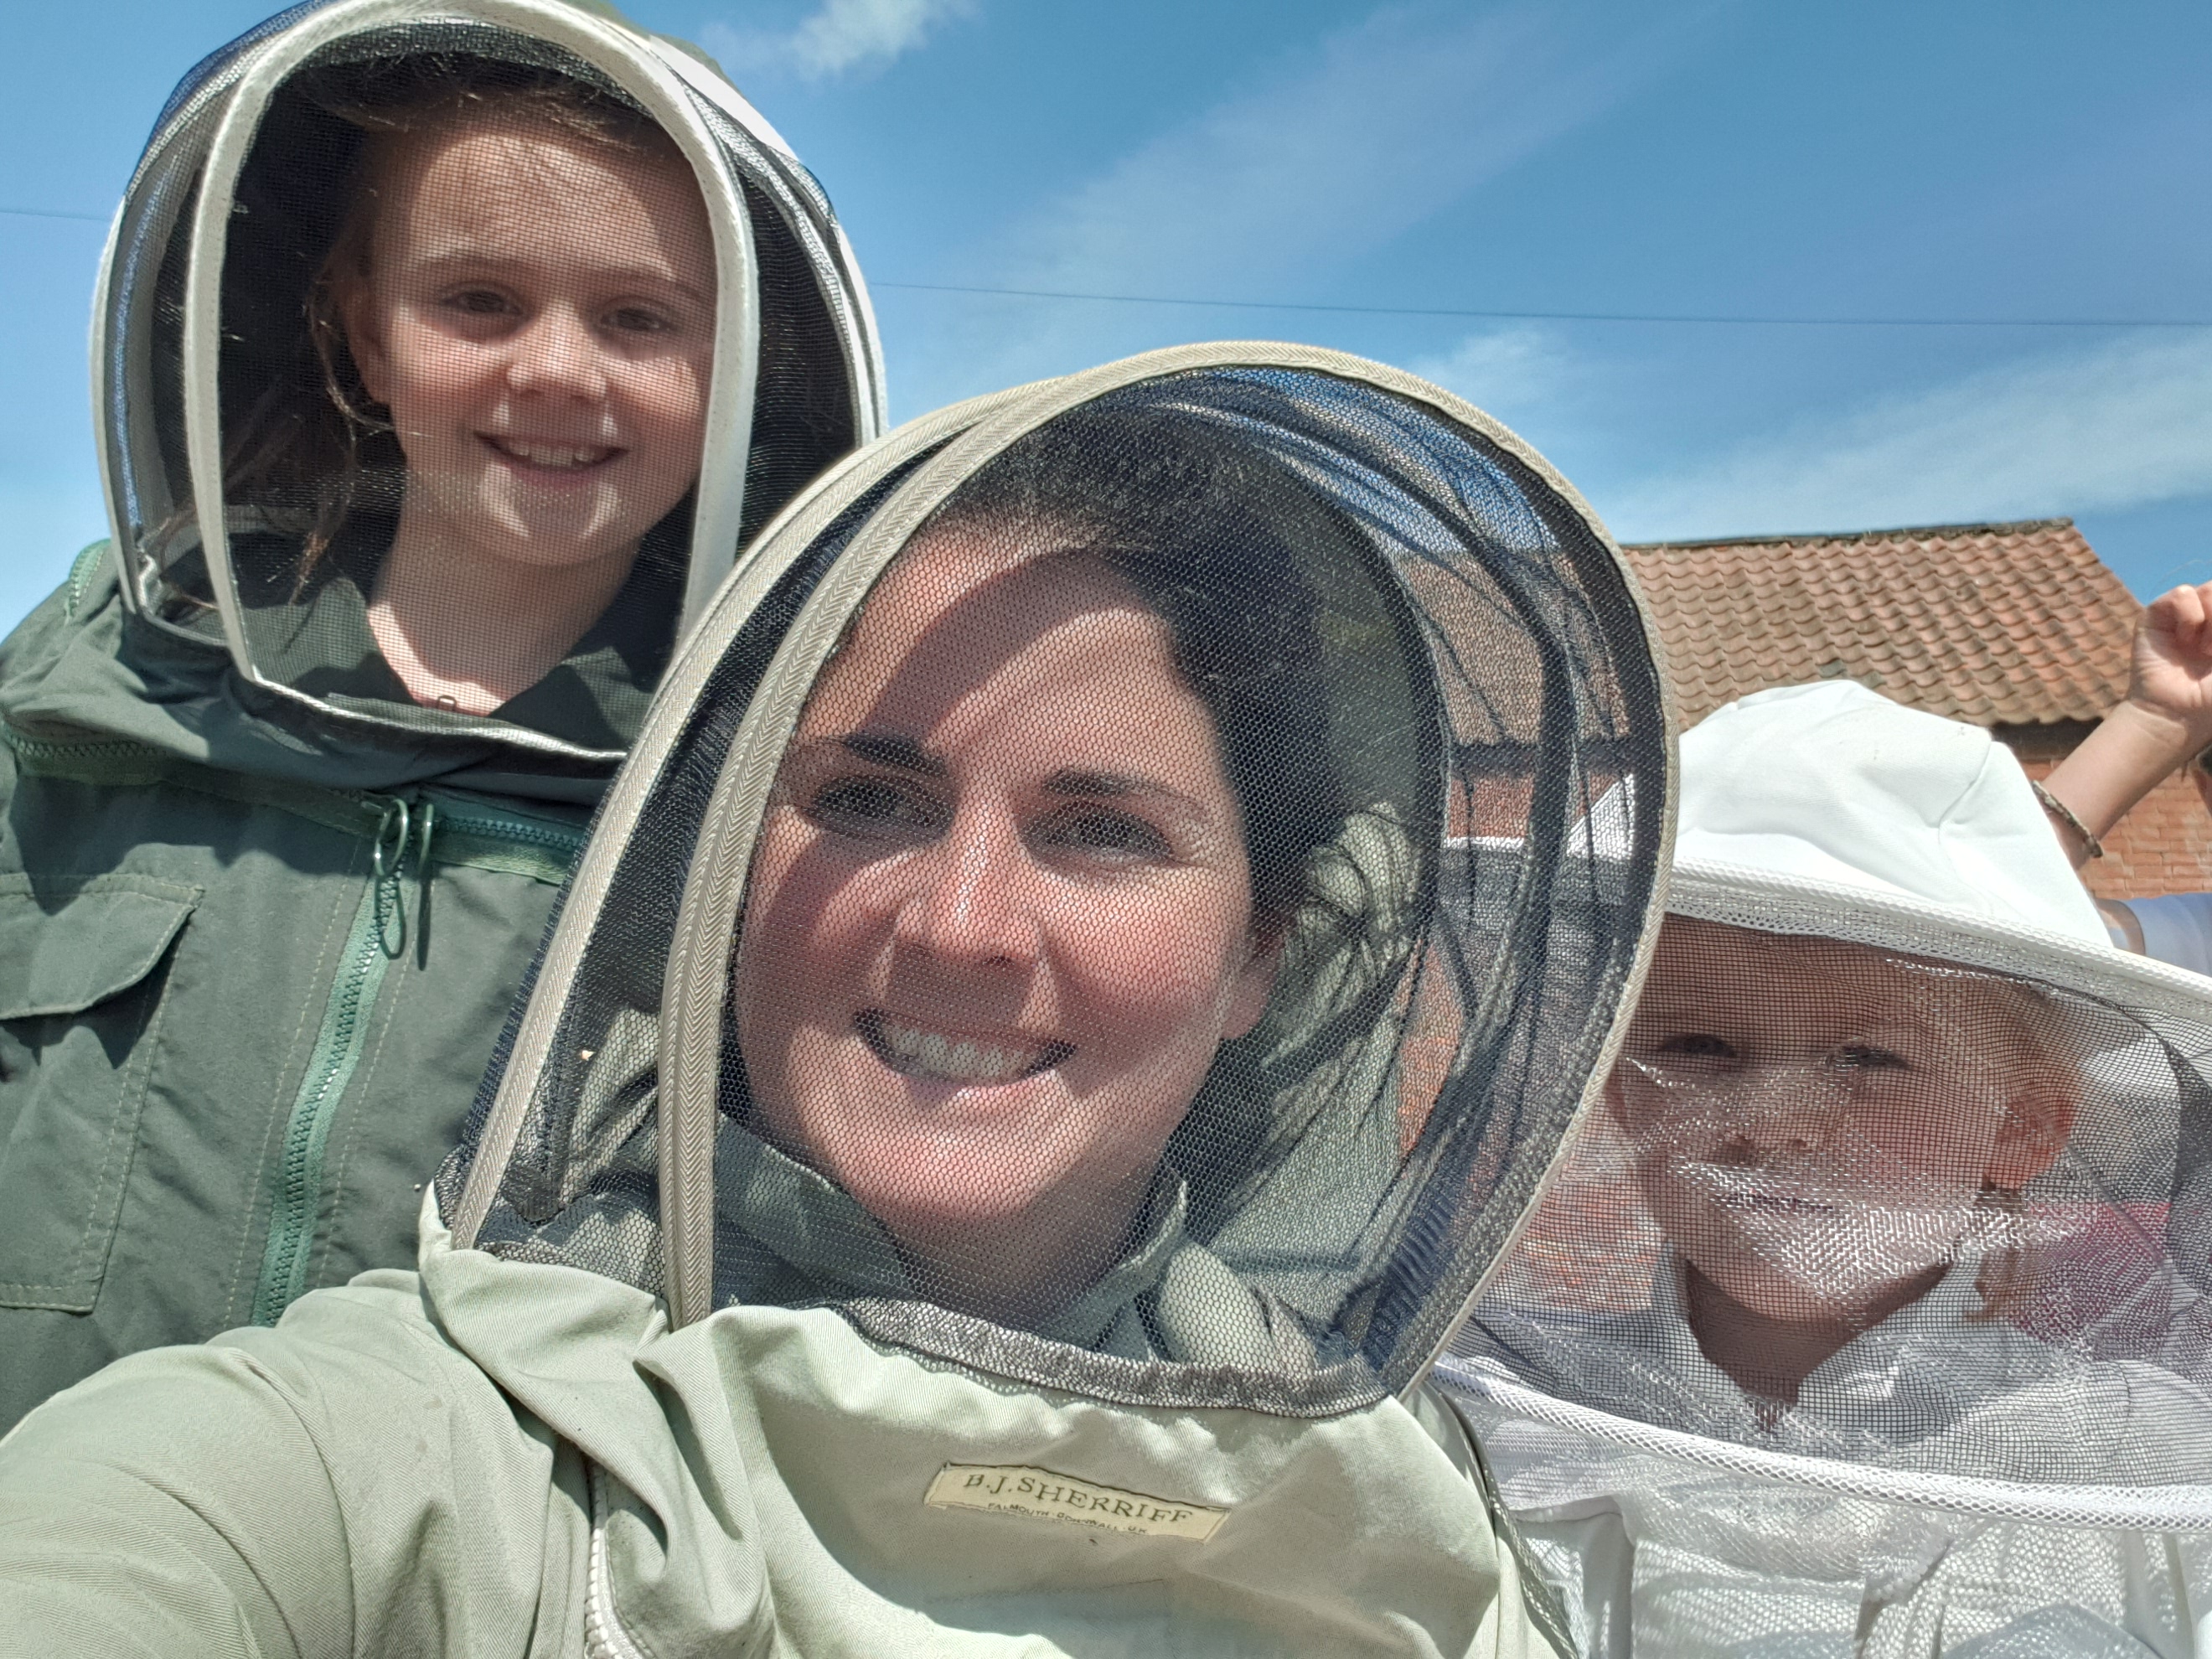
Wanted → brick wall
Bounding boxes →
[2012,753,2212,900]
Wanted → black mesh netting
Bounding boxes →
[441,349,1672,1418]
[96,4,876,754]
[1438,908,2212,1655]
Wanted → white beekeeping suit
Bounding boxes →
[1441,680,2212,1658]
[0,344,1675,1655]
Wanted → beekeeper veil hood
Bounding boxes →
[1444,680,2212,1656]
[98,0,884,759]
[439,342,1672,1414]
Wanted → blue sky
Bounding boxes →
[3,0,2209,633]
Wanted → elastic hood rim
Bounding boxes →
[92,0,886,762]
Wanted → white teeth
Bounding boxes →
[491,437,613,468]
[871,1016,1049,1083]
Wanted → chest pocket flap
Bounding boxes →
[0,875,201,1021]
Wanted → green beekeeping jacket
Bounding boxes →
[0,548,611,1427]
[0,1200,1566,1658]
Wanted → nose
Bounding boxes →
[888,803,1043,971]
[1722,1064,1842,1154]
[503,305,608,402]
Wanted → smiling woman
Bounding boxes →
[731,421,1335,1334]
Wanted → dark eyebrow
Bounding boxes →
[838,732,946,776]
[412,251,711,307]
[1045,768,1201,811]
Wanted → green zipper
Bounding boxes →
[249,847,397,1325]
[247,792,586,1326]
[6,726,589,884]
[62,540,111,621]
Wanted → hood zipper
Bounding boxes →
[248,791,585,1326]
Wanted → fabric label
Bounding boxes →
[923,1463,1228,1540]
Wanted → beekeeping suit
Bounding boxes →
[0,344,1670,1656]
[0,0,882,1427]
[1442,680,2212,1656]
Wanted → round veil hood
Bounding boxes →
[1442,683,2212,1656]
[438,342,1674,1417]
[94,0,886,761]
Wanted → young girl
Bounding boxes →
[1447,681,2212,1656]
[0,0,881,1428]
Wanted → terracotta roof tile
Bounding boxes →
[1622,519,2139,730]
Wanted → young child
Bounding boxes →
[0,2,881,1429]
[1608,913,2080,1414]
[1446,680,2212,1656]
[297,71,718,714]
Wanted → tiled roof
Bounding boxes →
[1621,518,2212,897]
[1621,519,2138,728]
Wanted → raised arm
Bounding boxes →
[2038,580,2212,871]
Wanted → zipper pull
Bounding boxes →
[366,795,412,959]
[412,799,438,968]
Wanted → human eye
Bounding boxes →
[1039,807,1174,865]
[1835,1043,1908,1072]
[439,286,516,318]
[605,302,677,335]
[804,774,943,840]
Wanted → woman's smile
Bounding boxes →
[854,1009,1072,1086]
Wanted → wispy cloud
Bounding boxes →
[1608,329,2212,541]
[702,0,975,82]
[1407,326,1579,430]
[897,2,1713,408]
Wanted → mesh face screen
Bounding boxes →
[443,349,1672,1415]
[101,6,874,755]
[1440,911,2212,1651]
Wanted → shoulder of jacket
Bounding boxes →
[0,546,118,680]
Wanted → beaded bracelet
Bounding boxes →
[2031,779,2105,861]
